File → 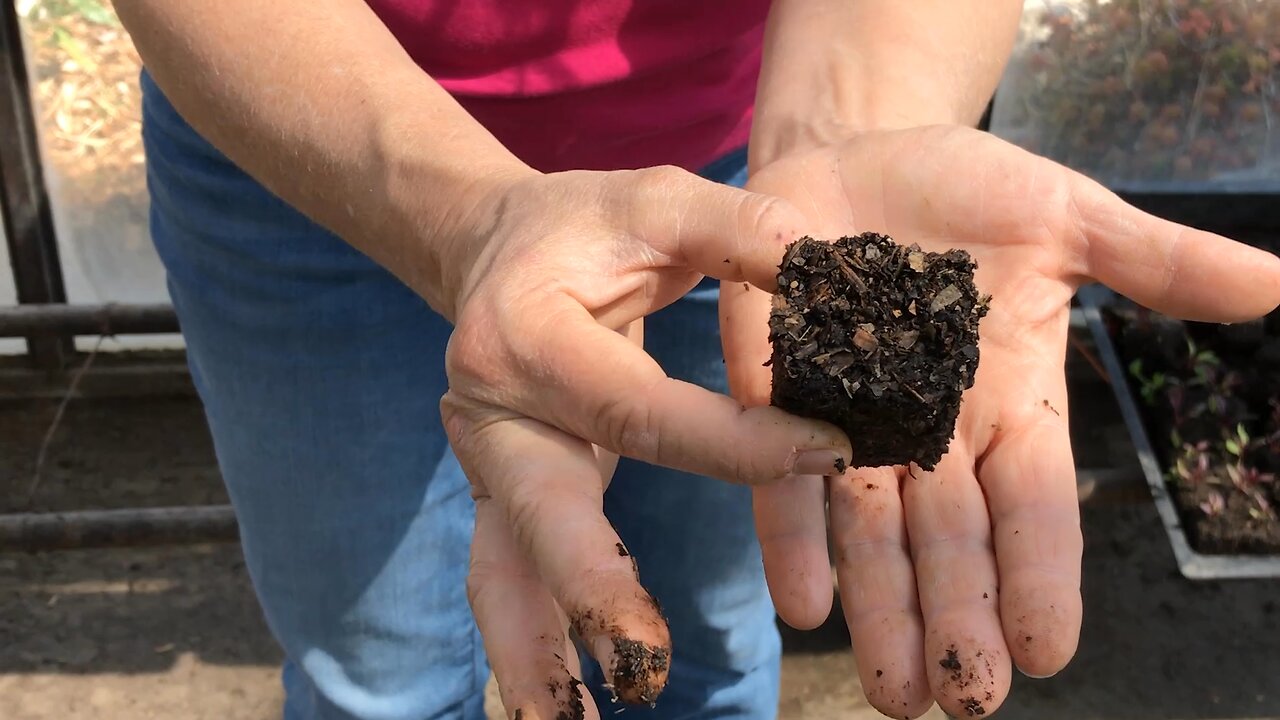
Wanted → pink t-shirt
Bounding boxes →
[365,1,771,173]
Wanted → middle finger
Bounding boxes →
[441,397,671,705]
[830,466,933,719]
[904,447,1011,718]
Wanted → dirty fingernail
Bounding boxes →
[591,635,670,706]
[792,449,847,476]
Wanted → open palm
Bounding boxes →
[721,125,1280,718]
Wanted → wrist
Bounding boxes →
[749,0,1018,172]
[430,164,539,321]
[372,107,538,321]
[749,90,971,173]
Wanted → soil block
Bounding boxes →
[769,233,988,470]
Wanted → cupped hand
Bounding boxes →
[438,166,852,719]
[722,125,1280,718]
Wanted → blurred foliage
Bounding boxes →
[24,0,119,26]
[1006,0,1280,183]
[18,0,144,204]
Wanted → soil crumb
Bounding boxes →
[940,647,962,674]
[554,678,585,720]
[610,637,671,706]
[961,696,987,716]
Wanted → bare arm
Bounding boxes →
[749,0,1023,170]
[115,0,532,319]
[116,6,859,716]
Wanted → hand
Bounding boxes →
[723,126,1280,718]
[439,166,853,719]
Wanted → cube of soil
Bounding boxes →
[769,233,988,470]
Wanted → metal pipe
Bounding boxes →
[0,1,71,367]
[0,506,238,552]
[0,303,180,337]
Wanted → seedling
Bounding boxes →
[1129,359,1166,404]
[1115,274,1280,553]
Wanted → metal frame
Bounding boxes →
[0,505,237,551]
[0,3,200,551]
[0,3,180,368]
[0,0,71,368]
[0,302,177,337]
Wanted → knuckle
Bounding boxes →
[632,164,687,194]
[743,443,787,484]
[448,293,566,411]
[438,392,467,446]
[723,415,778,484]
[445,307,507,393]
[621,165,690,220]
[741,193,800,245]
[465,558,532,614]
[437,392,489,495]
[463,563,489,611]
[593,387,660,460]
[728,444,764,485]
[502,476,552,556]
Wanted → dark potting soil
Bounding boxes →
[1109,239,1280,555]
[768,233,988,470]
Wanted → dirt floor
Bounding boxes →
[2,382,1278,719]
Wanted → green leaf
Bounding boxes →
[51,26,94,73]
[1128,359,1144,378]
[71,0,117,26]
[1225,439,1241,456]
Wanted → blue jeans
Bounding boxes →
[140,72,779,720]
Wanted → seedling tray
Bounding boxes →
[1078,285,1280,579]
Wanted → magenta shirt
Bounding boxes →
[365,1,770,172]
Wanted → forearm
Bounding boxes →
[751,0,1022,169]
[115,0,532,318]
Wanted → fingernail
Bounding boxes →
[591,635,670,706]
[791,449,847,476]
[591,635,616,675]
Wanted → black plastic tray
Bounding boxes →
[1078,285,1280,580]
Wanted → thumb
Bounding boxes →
[625,166,807,291]
[1066,172,1280,322]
